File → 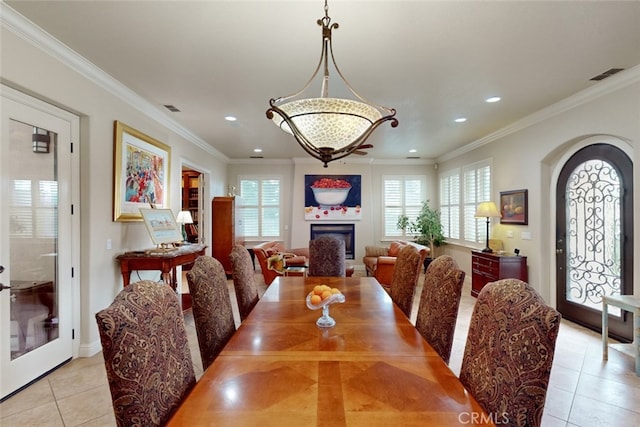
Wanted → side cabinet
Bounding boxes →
[471,250,528,297]
[212,196,244,275]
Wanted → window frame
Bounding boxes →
[237,175,282,241]
[381,174,427,241]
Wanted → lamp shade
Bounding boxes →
[475,201,501,218]
[176,211,194,224]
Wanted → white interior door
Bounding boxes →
[1,86,78,400]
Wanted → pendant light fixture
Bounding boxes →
[266,0,398,167]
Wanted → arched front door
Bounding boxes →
[556,143,633,342]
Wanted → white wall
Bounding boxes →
[438,68,640,304]
[1,26,228,356]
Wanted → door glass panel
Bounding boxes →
[565,159,621,315]
[8,120,59,360]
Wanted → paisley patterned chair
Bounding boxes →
[388,244,428,318]
[415,255,465,364]
[229,245,259,322]
[95,280,196,427]
[186,256,236,369]
[459,278,562,427]
[308,235,346,277]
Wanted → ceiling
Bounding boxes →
[5,0,640,163]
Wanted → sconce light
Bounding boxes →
[32,127,51,153]
[475,201,501,252]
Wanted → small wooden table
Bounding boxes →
[168,276,492,426]
[115,244,206,289]
[602,294,640,376]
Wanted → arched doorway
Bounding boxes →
[555,143,633,341]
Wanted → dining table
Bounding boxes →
[168,276,494,426]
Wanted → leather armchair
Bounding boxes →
[253,241,309,285]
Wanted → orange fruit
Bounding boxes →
[310,294,322,305]
[313,285,324,296]
[321,290,332,300]
[330,288,341,294]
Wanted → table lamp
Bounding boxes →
[475,201,501,252]
[176,210,194,242]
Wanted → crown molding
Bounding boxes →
[1,3,228,161]
[437,63,640,163]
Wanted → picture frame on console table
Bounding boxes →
[139,208,183,246]
[499,189,528,225]
[113,120,171,221]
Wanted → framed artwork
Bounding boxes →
[139,208,183,245]
[500,189,528,225]
[113,121,170,221]
[304,175,362,220]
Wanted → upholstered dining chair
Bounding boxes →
[414,255,466,364]
[308,235,346,277]
[186,255,236,370]
[388,244,427,318]
[459,278,562,427]
[95,280,196,427]
[229,245,259,322]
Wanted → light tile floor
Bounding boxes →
[2,273,639,426]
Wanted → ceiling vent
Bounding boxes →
[589,68,624,81]
[406,156,420,159]
[250,156,264,159]
[164,104,181,112]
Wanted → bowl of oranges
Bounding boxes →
[306,284,345,328]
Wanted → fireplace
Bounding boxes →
[310,224,355,259]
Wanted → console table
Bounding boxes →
[471,250,528,297]
[116,244,206,290]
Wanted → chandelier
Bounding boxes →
[266,0,398,167]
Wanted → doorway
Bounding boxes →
[1,86,79,400]
[555,143,634,341]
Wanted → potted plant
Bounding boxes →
[397,201,446,270]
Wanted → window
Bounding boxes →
[439,170,460,240]
[238,177,281,240]
[383,175,426,239]
[439,160,491,245]
[463,161,491,244]
[9,179,58,239]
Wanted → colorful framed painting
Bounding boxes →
[113,121,170,221]
[304,175,362,220]
[499,189,528,225]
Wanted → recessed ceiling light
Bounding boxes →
[485,96,501,103]
[254,148,262,153]
[409,149,417,153]
[225,116,237,122]
[454,117,467,123]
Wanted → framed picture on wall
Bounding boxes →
[499,189,528,225]
[304,175,362,220]
[113,120,171,221]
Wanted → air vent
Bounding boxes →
[163,104,181,112]
[589,68,624,81]
[250,156,264,159]
[406,156,420,159]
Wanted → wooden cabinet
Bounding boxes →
[212,196,244,275]
[471,250,528,297]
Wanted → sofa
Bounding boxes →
[363,240,429,286]
[252,241,309,285]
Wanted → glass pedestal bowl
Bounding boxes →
[306,292,345,328]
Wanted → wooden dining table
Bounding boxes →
[168,276,493,426]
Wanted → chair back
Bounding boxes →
[229,245,259,321]
[415,255,465,363]
[459,279,561,427]
[186,256,236,369]
[95,280,195,427]
[389,244,427,318]
[308,235,346,277]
